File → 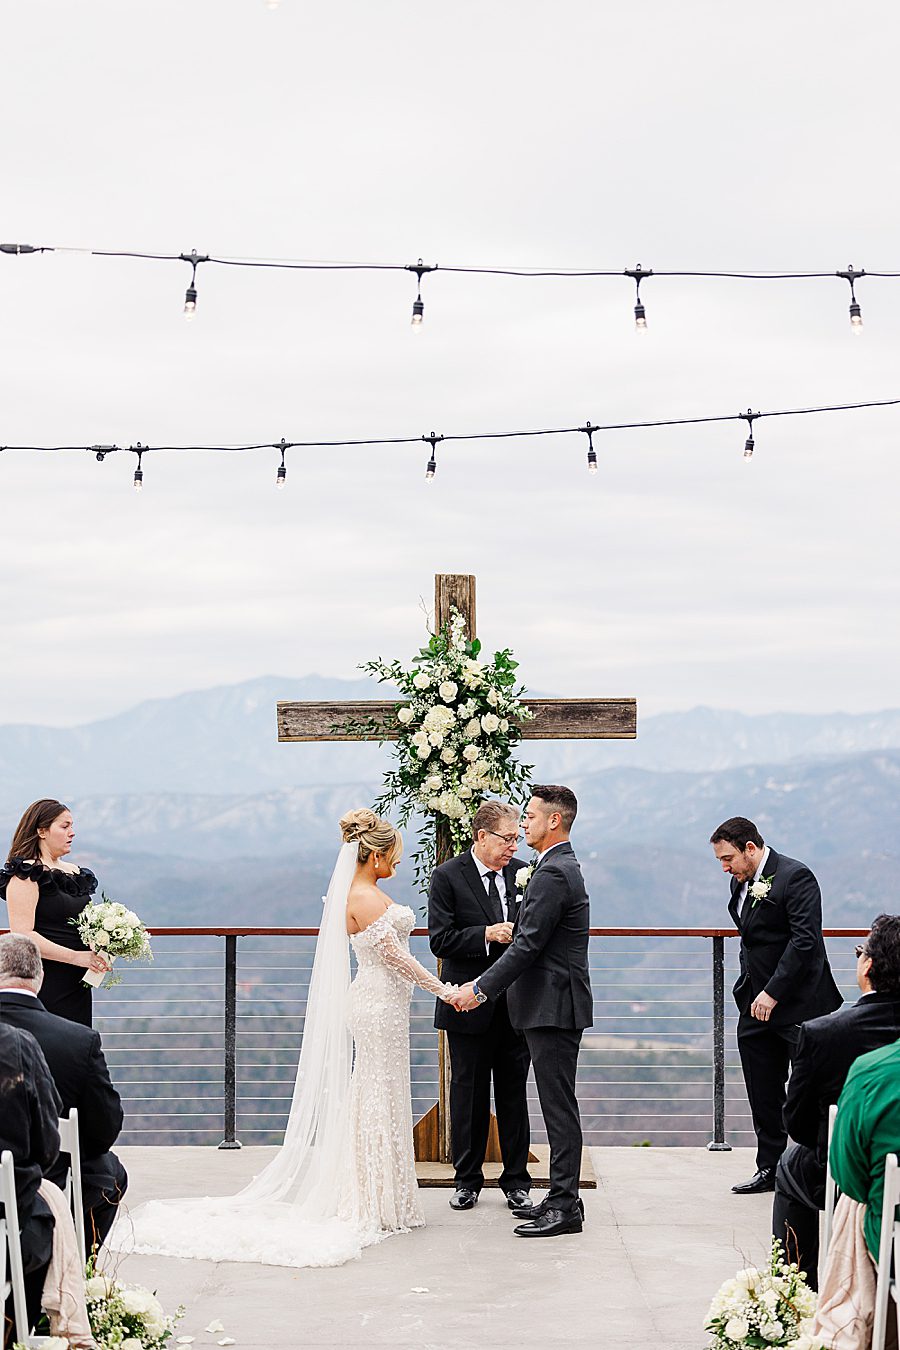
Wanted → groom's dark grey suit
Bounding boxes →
[474,841,592,1212]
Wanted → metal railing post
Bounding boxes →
[707,934,731,1151]
[218,934,241,1149]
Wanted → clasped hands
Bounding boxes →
[447,982,481,1012]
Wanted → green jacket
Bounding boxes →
[830,1038,900,1257]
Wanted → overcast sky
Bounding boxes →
[2,0,898,728]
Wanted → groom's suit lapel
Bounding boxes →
[730,848,781,934]
[741,848,780,933]
[518,843,573,921]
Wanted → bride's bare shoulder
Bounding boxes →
[346,884,391,935]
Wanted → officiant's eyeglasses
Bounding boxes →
[855,943,869,959]
[486,829,519,845]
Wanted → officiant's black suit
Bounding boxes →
[773,989,900,1284]
[0,991,127,1248]
[474,842,593,1213]
[727,848,842,1170]
[429,851,532,1195]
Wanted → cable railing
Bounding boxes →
[48,926,864,1150]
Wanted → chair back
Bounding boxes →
[57,1109,87,1269]
[872,1152,900,1350]
[0,1150,30,1344]
[820,1102,841,1286]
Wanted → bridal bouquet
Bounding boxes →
[71,893,153,988]
[83,1266,184,1348]
[704,1239,823,1349]
[357,607,533,889]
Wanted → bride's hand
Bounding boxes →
[439,983,459,1002]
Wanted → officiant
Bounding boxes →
[428,800,532,1211]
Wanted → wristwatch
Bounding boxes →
[472,981,488,1005]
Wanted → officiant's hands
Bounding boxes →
[485,922,514,944]
[449,982,480,1012]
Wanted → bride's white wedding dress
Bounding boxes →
[110,846,452,1268]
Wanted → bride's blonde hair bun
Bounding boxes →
[340,809,401,866]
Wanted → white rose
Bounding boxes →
[120,1339,144,1350]
[427,796,441,810]
[499,718,509,732]
[101,920,117,934]
[397,706,414,724]
[457,784,473,799]
[724,1318,749,1341]
[462,744,480,761]
[425,774,443,791]
[438,680,458,703]
[428,731,444,748]
[760,1287,780,1310]
[515,866,533,889]
[411,730,428,747]
[412,671,431,690]
[486,687,499,707]
[84,1274,114,1301]
[120,1287,155,1316]
[440,746,457,763]
[464,657,483,676]
[416,744,432,760]
[460,699,476,717]
[464,718,481,739]
[759,1320,783,1342]
[480,713,500,734]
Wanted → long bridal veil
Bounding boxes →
[111,842,369,1267]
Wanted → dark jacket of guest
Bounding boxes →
[0,1020,61,1270]
[0,991,123,1183]
[783,990,900,1157]
[728,848,842,1027]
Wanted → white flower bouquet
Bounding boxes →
[704,1240,823,1349]
[83,1266,184,1348]
[70,893,153,988]
[354,607,534,890]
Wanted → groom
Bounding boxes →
[450,784,592,1238]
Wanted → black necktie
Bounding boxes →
[486,871,505,923]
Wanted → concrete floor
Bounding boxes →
[108,1146,775,1350]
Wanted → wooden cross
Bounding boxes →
[277,573,637,1163]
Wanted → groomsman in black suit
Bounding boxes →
[452,785,593,1238]
[0,934,127,1250]
[710,817,842,1194]
[429,800,532,1211]
[773,912,900,1285]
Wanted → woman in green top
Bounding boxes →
[830,1037,900,1259]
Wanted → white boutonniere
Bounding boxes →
[749,876,774,907]
[515,864,535,891]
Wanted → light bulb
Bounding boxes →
[634,301,647,332]
[849,300,863,334]
[276,463,287,488]
[184,284,198,319]
[411,296,424,328]
[425,455,436,479]
[743,435,755,461]
[133,467,144,491]
[587,447,598,474]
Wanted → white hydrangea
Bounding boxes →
[438,791,467,820]
[119,1286,158,1318]
[423,705,455,734]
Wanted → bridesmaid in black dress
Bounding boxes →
[1,799,110,1027]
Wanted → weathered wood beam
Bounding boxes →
[277,696,637,742]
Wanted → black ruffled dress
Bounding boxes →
[0,857,99,1026]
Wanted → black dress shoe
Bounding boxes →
[514,1206,583,1238]
[510,1195,585,1220]
[731,1167,776,1195]
[504,1189,532,1210]
[449,1188,479,1210]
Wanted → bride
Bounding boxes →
[112,809,457,1268]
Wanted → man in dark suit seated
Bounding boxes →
[429,800,532,1212]
[0,934,127,1252]
[0,1018,61,1344]
[774,912,900,1287]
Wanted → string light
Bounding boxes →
[276,438,287,488]
[581,422,599,474]
[133,445,144,491]
[742,410,758,461]
[406,259,437,329]
[181,249,207,319]
[837,264,865,335]
[424,431,441,479]
[625,264,651,332]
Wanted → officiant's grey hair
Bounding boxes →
[472,800,519,838]
[0,932,43,985]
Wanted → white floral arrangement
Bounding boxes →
[70,893,153,988]
[515,863,535,891]
[357,608,533,889]
[749,876,774,908]
[83,1267,184,1348]
[704,1240,823,1349]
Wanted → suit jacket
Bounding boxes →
[0,1019,61,1230]
[728,847,842,1027]
[474,842,593,1031]
[783,990,900,1157]
[0,991,123,1183]
[429,851,526,1034]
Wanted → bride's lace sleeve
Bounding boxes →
[367,916,455,999]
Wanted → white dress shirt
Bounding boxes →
[471,848,510,953]
[739,845,770,919]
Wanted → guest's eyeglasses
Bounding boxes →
[486,830,519,846]
[855,944,869,959]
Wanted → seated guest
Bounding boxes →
[0,934,127,1252]
[0,1018,61,1343]
[773,913,900,1287]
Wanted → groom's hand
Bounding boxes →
[750,991,778,1022]
[450,982,480,1012]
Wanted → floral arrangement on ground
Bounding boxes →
[358,608,533,889]
[83,1263,184,1349]
[704,1239,824,1349]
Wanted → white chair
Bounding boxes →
[872,1152,900,1350]
[1,1149,31,1346]
[57,1110,87,1269]
[819,1101,841,1287]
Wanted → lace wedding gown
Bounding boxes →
[112,888,452,1269]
